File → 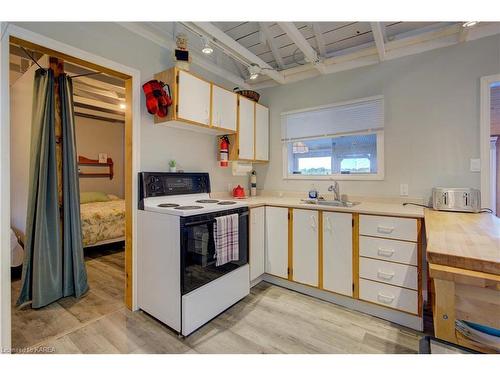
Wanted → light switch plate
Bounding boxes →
[400,183,409,197]
[470,158,481,172]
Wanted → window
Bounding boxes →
[282,96,384,180]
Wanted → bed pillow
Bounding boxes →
[107,194,121,201]
[80,191,110,204]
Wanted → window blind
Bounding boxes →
[281,96,384,142]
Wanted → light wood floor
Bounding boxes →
[11,249,422,354]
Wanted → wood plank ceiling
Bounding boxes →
[128,21,499,88]
[212,22,442,70]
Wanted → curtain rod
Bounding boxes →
[20,46,101,78]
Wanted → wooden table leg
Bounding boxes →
[432,278,458,344]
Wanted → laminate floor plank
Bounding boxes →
[12,248,422,354]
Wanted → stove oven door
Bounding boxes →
[180,209,249,295]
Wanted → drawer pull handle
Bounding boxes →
[377,248,395,257]
[377,225,395,234]
[377,270,395,280]
[377,292,395,303]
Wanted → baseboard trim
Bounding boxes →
[261,274,424,332]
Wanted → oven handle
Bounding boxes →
[184,211,249,227]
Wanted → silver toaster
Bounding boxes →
[432,187,481,213]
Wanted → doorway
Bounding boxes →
[0,25,140,351]
[480,74,500,215]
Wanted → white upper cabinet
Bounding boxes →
[211,85,237,131]
[177,70,211,125]
[292,209,319,287]
[265,207,289,279]
[255,104,269,161]
[238,96,255,160]
[322,212,353,296]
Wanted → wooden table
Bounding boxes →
[425,209,500,353]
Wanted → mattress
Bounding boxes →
[80,199,125,247]
[11,229,24,267]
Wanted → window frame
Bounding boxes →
[281,95,385,181]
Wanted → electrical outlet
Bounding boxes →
[400,183,409,197]
[470,158,481,172]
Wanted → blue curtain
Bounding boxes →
[17,69,88,308]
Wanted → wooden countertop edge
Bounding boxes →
[426,250,500,276]
[429,262,500,285]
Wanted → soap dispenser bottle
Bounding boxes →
[308,184,319,199]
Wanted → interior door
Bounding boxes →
[238,96,255,160]
[265,207,288,278]
[292,209,319,287]
[177,70,211,125]
[212,85,237,131]
[255,104,269,161]
[322,212,353,296]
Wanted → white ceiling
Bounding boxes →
[120,21,500,89]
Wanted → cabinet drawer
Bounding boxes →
[359,236,418,266]
[360,257,418,290]
[359,215,417,241]
[359,279,418,315]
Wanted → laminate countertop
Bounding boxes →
[228,196,425,218]
[425,209,500,275]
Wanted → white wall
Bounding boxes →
[12,22,249,193]
[254,34,500,200]
[9,57,48,237]
[76,117,125,197]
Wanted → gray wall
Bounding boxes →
[13,22,248,193]
[254,34,500,200]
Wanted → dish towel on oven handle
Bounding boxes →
[214,214,239,266]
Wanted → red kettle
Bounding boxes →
[232,185,245,198]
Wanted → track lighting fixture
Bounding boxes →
[201,37,214,55]
[462,21,479,28]
[248,64,261,80]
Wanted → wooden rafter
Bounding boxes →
[190,22,286,84]
[277,22,326,74]
[259,22,285,70]
[370,22,386,61]
[312,23,327,57]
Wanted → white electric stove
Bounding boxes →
[137,172,250,336]
[142,193,248,216]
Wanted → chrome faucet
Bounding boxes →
[328,181,340,201]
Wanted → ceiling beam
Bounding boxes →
[312,23,327,58]
[190,22,285,84]
[277,22,326,74]
[117,22,250,88]
[259,22,284,70]
[250,22,500,90]
[370,22,386,61]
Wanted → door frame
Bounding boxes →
[480,73,500,211]
[0,23,141,351]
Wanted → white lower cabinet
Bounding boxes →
[292,209,319,287]
[249,207,265,281]
[265,207,289,278]
[322,212,353,296]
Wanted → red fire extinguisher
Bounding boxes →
[219,136,229,168]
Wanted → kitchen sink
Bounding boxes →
[301,199,360,207]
